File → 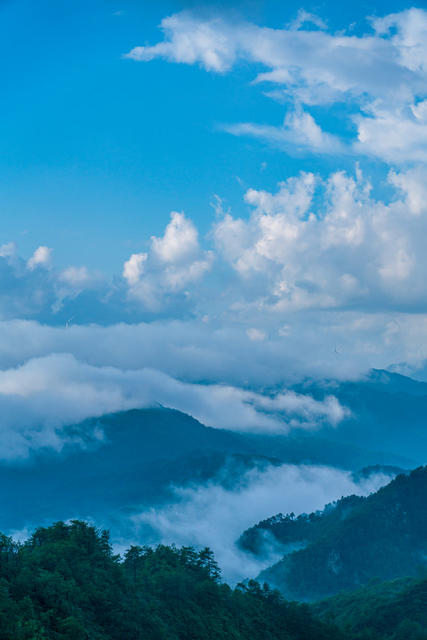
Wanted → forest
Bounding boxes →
[0,518,425,639]
[0,520,343,640]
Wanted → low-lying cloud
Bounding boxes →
[0,352,347,460]
[125,463,394,583]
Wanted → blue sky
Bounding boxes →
[0,0,421,272]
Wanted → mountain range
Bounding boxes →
[1,368,426,535]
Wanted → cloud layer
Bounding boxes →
[0,350,349,460]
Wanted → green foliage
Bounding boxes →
[258,467,427,600]
[313,574,427,639]
[0,520,344,640]
[239,494,364,556]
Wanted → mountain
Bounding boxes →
[238,464,406,557]
[294,370,427,464]
[0,518,424,640]
[247,467,427,600]
[0,520,345,640]
[312,575,427,639]
[0,408,266,529]
[0,406,407,532]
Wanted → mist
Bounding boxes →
[0,352,348,460]
[120,463,395,584]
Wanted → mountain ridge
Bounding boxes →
[253,466,427,600]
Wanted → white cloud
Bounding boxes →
[27,246,52,271]
[125,13,238,72]
[151,211,200,263]
[59,266,95,287]
[2,298,427,462]
[123,252,147,286]
[213,168,427,311]
[226,108,346,155]
[129,463,392,583]
[388,166,427,216]
[0,351,347,460]
[355,101,427,163]
[126,10,407,98]
[290,9,327,31]
[0,242,16,259]
[124,211,213,310]
[372,8,427,73]
[246,327,266,342]
[1,164,427,342]
[126,8,427,162]
[2,164,427,406]
[53,266,105,313]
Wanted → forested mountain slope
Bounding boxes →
[0,519,424,639]
[253,467,427,600]
[239,464,405,555]
[0,520,344,640]
[313,575,427,640]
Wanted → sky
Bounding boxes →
[1,0,424,270]
[2,0,427,459]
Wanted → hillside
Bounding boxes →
[239,493,367,557]
[239,464,405,556]
[253,467,427,600]
[0,520,344,640]
[313,575,427,639]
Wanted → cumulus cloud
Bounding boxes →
[127,463,393,583]
[0,245,113,321]
[5,161,427,324]
[213,168,427,311]
[124,212,213,310]
[152,211,199,263]
[123,253,147,286]
[126,8,427,162]
[3,160,427,383]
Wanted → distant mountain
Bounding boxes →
[294,369,427,464]
[0,408,267,529]
[313,574,427,639]
[0,406,408,532]
[251,467,427,600]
